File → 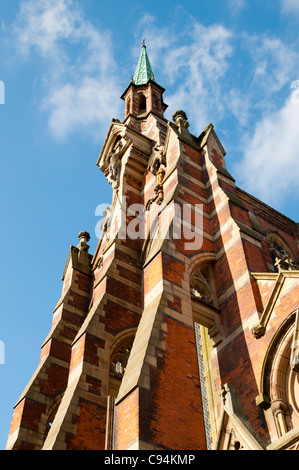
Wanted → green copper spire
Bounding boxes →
[132,41,156,85]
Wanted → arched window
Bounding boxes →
[191,262,220,449]
[259,309,299,444]
[138,94,146,114]
[190,265,217,307]
[106,335,134,450]
[266,231,296,272]
[44,394,63,440]
[108,334,135,399]
[110,338,133,379]
[189,262,223,347]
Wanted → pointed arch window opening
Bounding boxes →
[106,336,134,450]
[138,93,147,114]
[43,394,63,441]
[110,338,133,379]
[190,266,217,308]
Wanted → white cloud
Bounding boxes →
[45,77,120,140]
[135,13,299,211]
[247,35,299,96]
[10,3,299,211]
[233,95,299,207]
[13,0,80,58]
[12,0,122,141]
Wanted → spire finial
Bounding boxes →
[132,40,156,85]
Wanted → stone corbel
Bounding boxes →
[251,324,266,339]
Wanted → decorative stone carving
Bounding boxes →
[148,145,166,175]
[77,231,90,252]
[251,324,266,339]
[172,110,189,129]
[155,166,165,186]
[269,242,288,264]
[146,145,166,209]
[105,137,127,189]
[285,258,296,270]
[274,256,296,271]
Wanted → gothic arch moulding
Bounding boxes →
[257,308,299,447]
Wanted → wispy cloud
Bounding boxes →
[281,0,299,14]
[246,34,299,96]
[234,93,299,206]
[11,0,122,141]
[9,2,299,211]
[228,0,247,16]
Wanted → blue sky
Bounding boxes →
[0,0,298,449]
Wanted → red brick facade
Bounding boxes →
[6,50,299,451]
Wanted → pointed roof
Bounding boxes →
[132,44,156,85]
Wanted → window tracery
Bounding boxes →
[110,338,133,379]
[266,231,297,272]
[190,263,223,347]
[190,266,215,307]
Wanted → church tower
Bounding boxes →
[6,44,299,451]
